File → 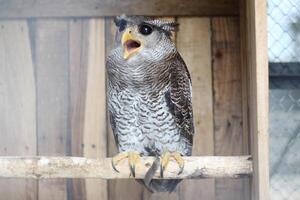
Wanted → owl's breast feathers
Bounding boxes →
[107,52,194,152]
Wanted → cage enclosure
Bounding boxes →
[0,0,268,199]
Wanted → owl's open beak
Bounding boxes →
[121,29,141,59]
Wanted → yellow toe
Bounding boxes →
[160,151,184,177]
[111,151,129,173]
[172,152,184,175]
[111,151,140,177]
[128,151,140,177]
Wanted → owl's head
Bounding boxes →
[113,15,178,60]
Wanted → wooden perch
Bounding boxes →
[0,156,252,179]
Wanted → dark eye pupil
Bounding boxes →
[139,24,153,35]
[118,19,127,32]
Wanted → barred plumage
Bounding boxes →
[106,15,194,192]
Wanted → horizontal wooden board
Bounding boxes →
[0,0,238,19]
[0,156,253,179]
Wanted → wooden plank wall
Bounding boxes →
[0,16,249,200]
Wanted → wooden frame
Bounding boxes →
[240,0,269,199]
[0,0,238,18]
[0,0,269,199]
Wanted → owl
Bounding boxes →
[106,15,194,192]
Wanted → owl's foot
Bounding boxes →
[160,151,184,177]
[111,151,141,177]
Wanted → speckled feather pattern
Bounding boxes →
[107,48,193,156]
[106,16,194,192]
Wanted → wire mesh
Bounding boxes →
[268,0,300,199]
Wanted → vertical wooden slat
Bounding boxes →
[240,0,269,199]
[83,18,108,200]
[212,17,249,200]
[68,19,88,200]
[0,20,37,200]
[239,1,251,199]
[32,19,69,200]
[176,17,215,200]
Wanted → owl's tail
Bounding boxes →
[138,157,181,192]
[143,179,181,193]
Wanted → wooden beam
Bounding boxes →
[0,0,239,19]
[240,0,269,199]
[0,156,252,179]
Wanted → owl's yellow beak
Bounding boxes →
[121,29,141,59]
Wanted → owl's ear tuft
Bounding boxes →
[114,15,127,27]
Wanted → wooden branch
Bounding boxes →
[0,156,252,179]
[0,0,238,19]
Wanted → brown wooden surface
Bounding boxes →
[32,19,69,200]
[0,20,37,200]
[0,0,238,19]
[212,17,250,200]
[176,17,215,200]
[0,14,258,199]
[82,18,108,200]
[240,0,269,199]
[239,1,251,199]
[69,19,88,200]
[68,18,109,200]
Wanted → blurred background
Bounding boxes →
[268,0,300,199]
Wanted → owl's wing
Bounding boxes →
[165,54,194,146]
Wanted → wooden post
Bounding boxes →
[240,0,269,199]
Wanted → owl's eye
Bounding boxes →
[138,24,153,35]
[118,19,127,32]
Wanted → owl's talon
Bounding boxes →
[111,160,120,173]
[173,152,184,175]
[130,165,136,177]
[128,151,140,177]
[178,167,184,175]
[160,151,184,177]
[111,151,128,173]
[111,151,140,177]
[160,164,164,178]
